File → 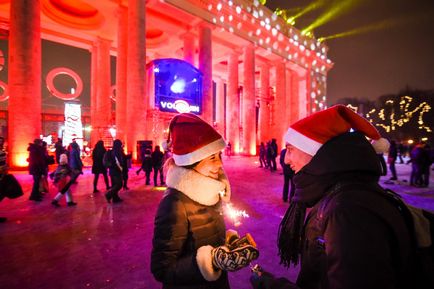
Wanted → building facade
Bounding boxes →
[0,0,332,167]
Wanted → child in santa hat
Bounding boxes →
[251,105,430,289]
[151,113,258,289]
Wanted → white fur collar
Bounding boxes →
[165,163,231,206]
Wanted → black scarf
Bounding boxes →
[278,172,338,267]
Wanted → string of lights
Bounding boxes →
[365,95,432,134]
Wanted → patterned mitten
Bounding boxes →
[211,244,259,272]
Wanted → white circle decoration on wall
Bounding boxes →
[46,67,83,100]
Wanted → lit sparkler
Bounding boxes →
[219,190,250,226]
[224,202,249,227]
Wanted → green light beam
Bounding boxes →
[302,0,363,34]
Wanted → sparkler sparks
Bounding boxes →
[224,203,249,227]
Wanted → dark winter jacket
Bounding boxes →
[280,132,415,289]
[140,150,153,172]
[51,163,73,184]
[105,149,124,177]
[152,149,164,169]
[91,143,107,174]
[68,143,83,172]
[27,143,46,176]
[107,140,124,177]
[151,162,231,289]
[271,139,278,158]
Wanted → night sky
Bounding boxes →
[266,0,434,104]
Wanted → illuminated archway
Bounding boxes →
[46,67,83,100]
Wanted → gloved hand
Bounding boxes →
[211,244,259,272]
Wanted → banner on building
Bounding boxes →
[63,103,83,149]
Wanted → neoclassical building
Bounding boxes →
[0,0,332,168]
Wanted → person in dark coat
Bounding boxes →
[265,141,273,170]
[270,138,278,171]
[50,153,77,207]
[259,142,267,168]
[104,139,125,203]
[409,144,424,186]
[136,148,153,185]
[420,143,432,187]
[251,105,424,289]
[91,140,110,193]
[54,138,65,164]
[28,138,46,201]
[151,113,258,289]
[121,151,132,190]
[388,140,398,180]
[151,145,165,186]
[279,147,295,202]
[68,141,83,183]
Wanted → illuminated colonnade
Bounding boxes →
[3,0,332,167]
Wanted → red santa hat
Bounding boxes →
[165,113,226,166]
[284,105,389,156]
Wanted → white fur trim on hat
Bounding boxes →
[371,137,390,154]
[284,127,322,156]
[196,245,222,281]
[173,138,226,166]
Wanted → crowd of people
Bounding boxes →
[385,139,432,187]
[0,136,169,210]
[258,139,278,171]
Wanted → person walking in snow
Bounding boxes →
[51,153,77,207]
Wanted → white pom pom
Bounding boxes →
[371,137,390,153]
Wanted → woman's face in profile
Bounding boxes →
[194,152,223,179]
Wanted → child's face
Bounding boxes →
[194,152,223,180]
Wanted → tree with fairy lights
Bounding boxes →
[336,88,434,143]
[367,89,433,142]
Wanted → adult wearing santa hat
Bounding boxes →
[151,113,258,289]
[251,105,429,289]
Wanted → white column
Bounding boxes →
[242,44,255,155]
[126,0,147,159]
[258,64,270,143]
[226,52,239,153]
[215,77,225,137]
[199,24,213,123]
